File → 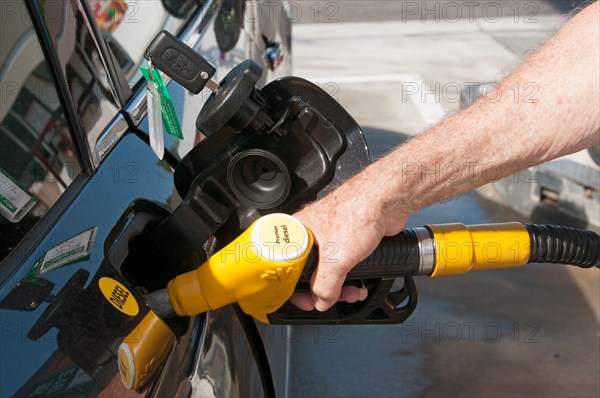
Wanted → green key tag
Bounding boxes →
[140,67,184,139]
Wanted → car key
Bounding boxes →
[145,30,220,94]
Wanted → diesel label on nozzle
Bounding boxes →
[253,214,309,262]
[272,224,291,244]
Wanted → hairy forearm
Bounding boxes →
[361,1,600,215]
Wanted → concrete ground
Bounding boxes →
[288,1,599,397]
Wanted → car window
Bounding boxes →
[0,3,81,262]
[92,0,200,86]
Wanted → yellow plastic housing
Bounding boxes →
[118,311,175,390]
[167,213,314,323]
[428,223,531,277]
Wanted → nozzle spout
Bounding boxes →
[146,288,176,318]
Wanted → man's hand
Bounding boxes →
[290,172,410,312]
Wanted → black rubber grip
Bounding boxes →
[525,224,600,268]
[299,229,421,283]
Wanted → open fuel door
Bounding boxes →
[106,31,418,329]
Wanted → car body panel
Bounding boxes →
[0,133,176,396]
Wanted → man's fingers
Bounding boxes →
[339,286,369,303]
[289,292,315,311]
[311,266,347,312]
[290,287,368,311]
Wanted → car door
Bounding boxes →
[1,1,288,397]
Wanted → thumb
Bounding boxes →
[310,261,347,312]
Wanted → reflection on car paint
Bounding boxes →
[2,261,149,390]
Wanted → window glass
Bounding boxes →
[92,0,199,85]
[0,3,81,262]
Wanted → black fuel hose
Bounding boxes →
[525,224,600,268]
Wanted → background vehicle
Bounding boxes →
[0,1,292,396]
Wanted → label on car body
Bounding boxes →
[99,277,139,316]
[0,168,37,223]
[26,227,97,280]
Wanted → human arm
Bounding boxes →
[291,1,600,311]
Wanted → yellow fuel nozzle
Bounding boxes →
[118,311,175,390]
[164,213,313,323]
[119,214,312,390]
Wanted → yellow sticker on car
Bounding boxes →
[99,277,139,316]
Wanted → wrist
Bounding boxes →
[355,159,415,229]
[363,153,420,213]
